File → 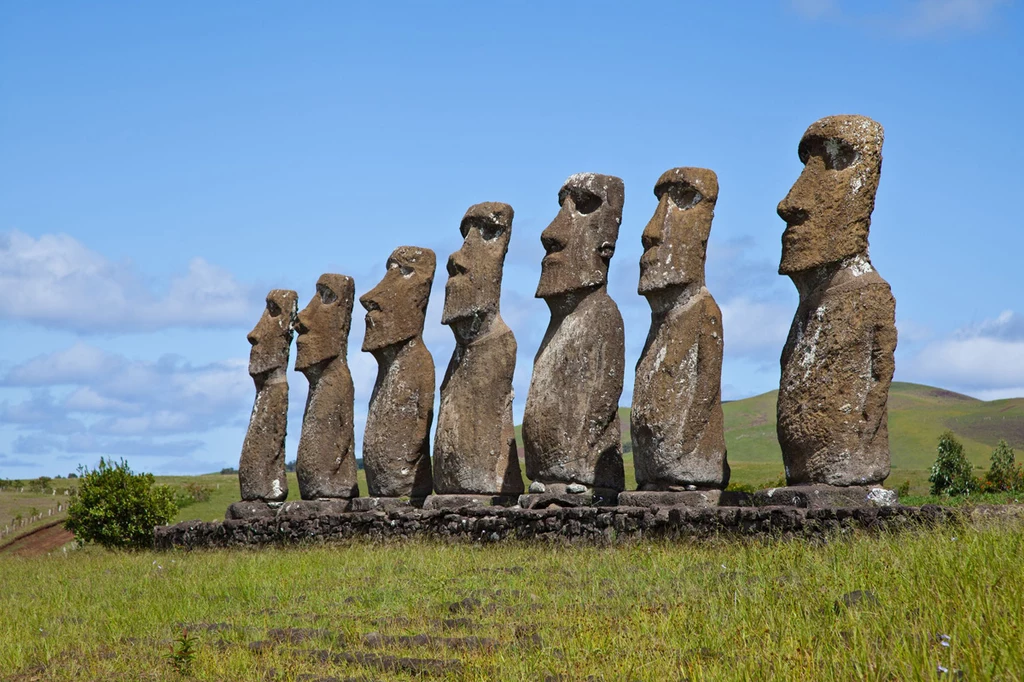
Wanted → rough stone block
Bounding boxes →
[423,494,518,510]
[349,497,424,513]
[617,490,751,508]
[517,487,619,509]
[225,501,277,520]
[752,485,899,509]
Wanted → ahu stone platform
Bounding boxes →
[155,503,961,550]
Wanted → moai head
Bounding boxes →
[777,115,884,275]
[639,167,718,298]
[360,246,436,352]
[247,289,298,378]
[294,274,355,372]
[442,202,513,327]
[536,173,624,299]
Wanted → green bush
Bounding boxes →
[982,440,1022,493]
[928,431,977,496]
[174,482,214,509]
[64,458,178,550]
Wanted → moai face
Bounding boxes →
[360,247,436,352]
[247,290,298,377]
[294,274,355,371]
[639,167,718,296]
[536,173,624,299]
[777,115,884,274]
[442,202,513,326]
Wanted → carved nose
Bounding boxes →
[541,234,565,255]
[293,313,310,335]
[246,332,258,346]
[447,253,468,278]
[777,197,809,226]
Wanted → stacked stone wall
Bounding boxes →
[154,504,960,550]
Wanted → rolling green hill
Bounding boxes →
[516,382,1024,474]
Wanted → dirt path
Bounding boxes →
[0,520,74,557]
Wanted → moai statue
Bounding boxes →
[238,289,298,503]
[360,247,436,500]
[429,203,524,506]
[522,173,626,504]
[624,168,730,506]
[770,114,898,504]
[294,274,359,501]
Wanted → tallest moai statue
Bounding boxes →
[776,115,897,487]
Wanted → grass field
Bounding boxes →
[1,524,1022,681]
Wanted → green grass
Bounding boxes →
[1,525,1021,680]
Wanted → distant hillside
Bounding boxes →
[516,383,1024,471]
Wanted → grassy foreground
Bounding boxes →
[1,525,1022,681]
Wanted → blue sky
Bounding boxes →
[1,0,1022,478]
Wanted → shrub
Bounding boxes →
[981,440,1022,493]
[174,482,214,509]
[896,480,911,498]
[64,458,178,550]
[928,431,977,496]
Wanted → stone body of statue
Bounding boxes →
[631,168,729,490]
[294,274,359,500]
[776,115,897,487]
[239,289,298,502]
[433,203,524,496]
[522,173,626,492]
[360,247,436,498]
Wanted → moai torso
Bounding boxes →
[776,115,897,486]
[631,168,729,490]
[433,203,523,495]
[239,289,297,502]
[360,247,436,498]
[522,173,626,491]
[294,274,359,499]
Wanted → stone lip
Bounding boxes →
[751,485,899,510]
[617,490,751,509]
[348,497,427,513]
[423,494,519,510]
[157,504,963,550]
[517,487,620,509]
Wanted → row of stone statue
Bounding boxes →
[238,114,897,508]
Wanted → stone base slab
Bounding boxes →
[226,501,279,520]
[518,487,619,509]
[752,485,899,509]
[423,494,519,510]
[348,497,425,513]
[159,503,965,550]
[618,490,752,508]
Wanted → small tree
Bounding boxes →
[928,431,977,496]
[982,440,1022,493]
[64,458,178,550]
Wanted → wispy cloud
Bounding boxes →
[0,344,252,459]
[0,230,259,332]
[903,310,1024,399]
[786,0,1011,37]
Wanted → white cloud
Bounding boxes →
[720,297,793,357]
[0,230,257,332]
[789,0,839,19]
[904,310,1024,397]
[786,0,1011,37]
[0,344,252,459]
[901,0,1010,36]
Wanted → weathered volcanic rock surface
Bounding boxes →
[776,115,897,486]
[239,289,297,502]
[523,173,626,491]
[294,274,359,499]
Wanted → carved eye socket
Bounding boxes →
[387,260,413,276]
[266,300,282,317]
[460,218,505,241]
[799,136,859,171]
[317,284,337,305]
[559,188,602,215]
[656,183,703,210]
